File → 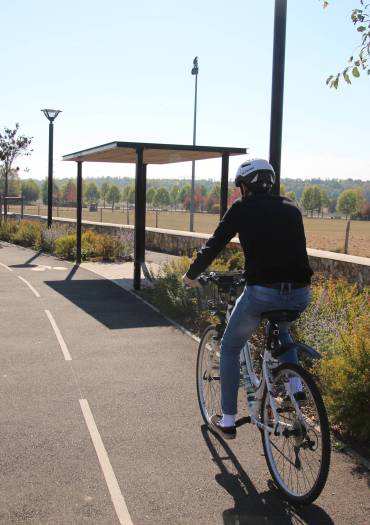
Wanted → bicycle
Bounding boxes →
[196,271,331,505]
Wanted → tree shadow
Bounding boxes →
[201,425,334,525]
[44,277,170,330]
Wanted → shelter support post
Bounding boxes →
[134,147,146,290]
[0,196,2,222]
[269,0,287,196]
[76,161,83,264]
[220,153,229,218]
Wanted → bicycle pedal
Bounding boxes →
[235,416,251,427]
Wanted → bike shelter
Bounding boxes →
[63,141,246,289]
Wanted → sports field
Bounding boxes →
[8,204,370,258]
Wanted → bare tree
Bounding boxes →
[0,123,32,216]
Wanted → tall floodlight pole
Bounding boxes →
[269,0,287,196]
[41,109,62,227]
[189,56,199,232]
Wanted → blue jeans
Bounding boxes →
[220,285,311,415]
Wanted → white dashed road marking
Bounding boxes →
[45,310,72,361]
[79,399,134,525]
[0,262,13,272]
[18,276,41,298]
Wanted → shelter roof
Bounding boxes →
[63,141,247,165]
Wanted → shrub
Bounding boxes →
[54,233,77,260]
[0,218,20,241]
[319,325,370,442]
[12,220,43,248]
[53,228,133,262]
[40,223,73,253]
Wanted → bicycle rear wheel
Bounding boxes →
[196,325,222,424]
[261,363,331,505]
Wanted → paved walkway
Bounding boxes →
[0,242,369,525]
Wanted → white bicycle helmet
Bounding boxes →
[235,158,275,190]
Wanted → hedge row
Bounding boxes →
[0,219,133,262]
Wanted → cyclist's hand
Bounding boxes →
[182,274,202,289]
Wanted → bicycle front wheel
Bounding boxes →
[196,325,222,424]
[261,363,331,505]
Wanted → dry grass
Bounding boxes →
[10,204,370,258]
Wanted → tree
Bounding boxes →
[42,179,61,205]
[62,180,77,206]
[0,167,21,197]
[280,183,286,196]
[101,182,110,208]
[153,187,170,208]
[107,185,120,210]
[177,184,191,207]
[0,124,32,208]
[21,180,39,203]
[122,185,135,204]
[170,185,179,207]
[206,184,221,212]
[336,188,362,218]
[300,185,322,216]
[286,190,296,202]
[85,182,100,205]
[146,187,156,206]
[324,1,370,88]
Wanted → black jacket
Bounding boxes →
[186,193,313,285]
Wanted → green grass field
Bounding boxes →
[8,204,370,257]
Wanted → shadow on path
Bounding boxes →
[201,426,334,525]
[45,277,170,330]
[9,250,43,268]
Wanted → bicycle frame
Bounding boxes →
[240,344,303,435]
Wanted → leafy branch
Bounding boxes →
[323,1,370,88]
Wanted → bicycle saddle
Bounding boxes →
[261,310,301,322]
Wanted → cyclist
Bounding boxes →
[183,159,313,439]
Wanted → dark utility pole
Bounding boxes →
[189,56,199,232]
[41,109,61,227]
[47,121,54,227]
[269,0,287,196]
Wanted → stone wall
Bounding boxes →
[16,213,370,286]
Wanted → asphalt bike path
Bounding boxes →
[0,242,368,525]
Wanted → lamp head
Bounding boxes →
[191,56,199,75]
[41,109,62,122]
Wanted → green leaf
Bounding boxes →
[357,25,366,32]
[343,72,351,84]
[326,75,334,85]
[323,1,329,8]
[333,77,339,89]
[352,66,360,77]
[348,55,354,63]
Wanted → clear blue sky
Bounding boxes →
[1,0,369,182]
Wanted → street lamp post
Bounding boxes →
[189,56,199,232]
[41,109,61,227]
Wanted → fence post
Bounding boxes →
[38,204,40,216]
[127,203,129,225]
[344,220,351,254]
[21,197,24,219]
[155,209,159,228]
[100,207,103,223]
[0,196,2,222]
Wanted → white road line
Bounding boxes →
[0,262,13,272]
[17,276,41,298]
[79,399,134,525]
[45,310,72,361]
